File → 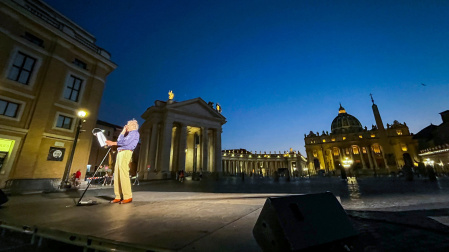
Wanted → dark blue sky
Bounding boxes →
[45,0,449,154]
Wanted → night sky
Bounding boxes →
[44,0,449,155]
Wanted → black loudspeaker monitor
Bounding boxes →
[252,192,357,251]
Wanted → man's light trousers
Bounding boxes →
[114,150,133,200]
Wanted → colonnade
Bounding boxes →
[138,121,222,179]
[222,160,288,175]
[222,153,307,177]
[317,144,390,172]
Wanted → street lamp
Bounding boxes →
[60,109,88,188]
[342,157,353,169]
[424,158,434,167]
[341,157,353,180]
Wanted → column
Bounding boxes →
[359,146,366,168]
[380,146,390,170]
[138,127,150,179]
[321,147,327,171]
[202,127,209,172]
[327,150,333,171]
[149,123,159,172]
[158,120,174,173]
[214,128,222,173]
[366,146,373,169]
[178,124,187,172]
[370,147,379,170]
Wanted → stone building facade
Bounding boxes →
[139,97,226,179]
[0,0,116,191]
[414,110,449,174]
[222,149,307,177]
[304,99,418,176]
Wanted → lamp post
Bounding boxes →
[60,110,87,188]
[342,157,353,179]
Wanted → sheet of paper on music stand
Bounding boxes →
[95,132,107,147]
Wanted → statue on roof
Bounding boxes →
[168,90,174,100]
[216,103,222,113]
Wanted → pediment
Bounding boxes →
[168,98,225,121]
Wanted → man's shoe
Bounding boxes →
[120,198,132,204]
[110,199,121,203]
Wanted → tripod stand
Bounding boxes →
[76,147,111,206]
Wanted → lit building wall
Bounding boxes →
[304,103,418,176]
[0,0,116,192]
[221,149,307,177]
[139,97,226,180]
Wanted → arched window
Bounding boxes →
[333,148,339,156]
[372,144,381,154]
[352,145,359,155]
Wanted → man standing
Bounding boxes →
[106,119,140,204]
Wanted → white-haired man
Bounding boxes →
[106,119,140,204]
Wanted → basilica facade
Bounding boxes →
[304,99,418,176]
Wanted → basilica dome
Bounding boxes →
[331,104,363,134]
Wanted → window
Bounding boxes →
[333,148,340,156]
[7,52,36,85]
[362,147,367,154]
[73,59,87,69]
[0,99,20,118]
[371,134,375,138]
[396,130,403,136]
[56,115,73,129]
[401,144,408,152]
[352,146,359,155]
[373,145,381,154]
[64,75,83,102]
[313,150,317,157]
[23,32,44,47]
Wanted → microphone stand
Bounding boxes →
[76,147,111,206]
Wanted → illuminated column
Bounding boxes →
[157,120,173,173]
[149,122,159,173]
[138,127,150,179]
[321,147,328,171]
[202,127,209,172]
[359,146,366,168]
[329,150,335,170]
[177,124,187,172]
[214,128,222,173]
[380,146,390,170]
[339,148,344,163]
[366,146,374,169]
[370,147,379,170]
